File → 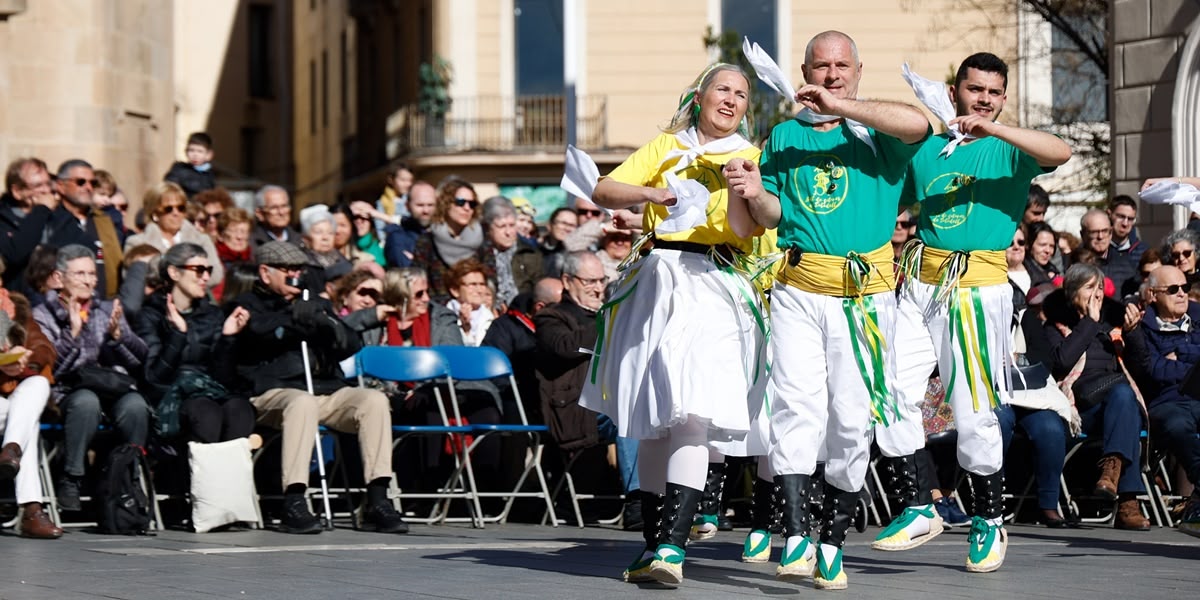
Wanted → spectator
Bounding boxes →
[0,291,60,538]
[1109,195,1145,265]
[1127,247,1165,302]
[332,270,384,319]
[380,181,436,267]
[44,160,124,299]
[1165,229,1200,292]
[193,187,234,242]
[228,241,406,534]
[1058,231,1081,267]
[0,158,57,291]
[33,244,149,512]
[348,201,386,266]
[1008,228,1031,296]
[483,277,564,422]
[574,197,605,226]
[21,245,61,307]
[1080,209,1136,298]
[540,207,578,276]
[1023,184,1049,229]
[220,263,259,307]
[377,160,413,222]
[125,181,224,290]
[216,207,254,269]
[476,196,543,307]
[1025,221,1060,288]
[299,204,352,271]
[534,252,639,523]
[1042,263,1149,531]
[331,203,374,267]
[596,228,634,283]
[512,198,538,245]
[411,176,484,301]
[92,170,127,243]
[445,258,496,347]
[1133,264,1200,536]
[118,245,162,322]
[251,185,302,250]
[164,131,217,198]
[892,208,916,262]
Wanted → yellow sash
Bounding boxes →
[776,243,895,297]
[917,246,1007,288]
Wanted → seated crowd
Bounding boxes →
[0,144,1197,543]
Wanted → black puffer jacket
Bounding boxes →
[134,291,237,402]
[163,162,215,198]
[1042,288,1128,409]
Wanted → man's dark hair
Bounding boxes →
[955,52,1009,90]
[186,132,213,150]
[387,160,410,179]
[1109,194,1137,213]
[56,159,93,181]
[4,157,48,192]
[1027,184,1050,210]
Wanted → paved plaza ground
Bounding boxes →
[1,519,1195,599]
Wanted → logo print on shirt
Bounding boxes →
[924,172,976,230]
[678,161,725,216]
[792,154,848,215]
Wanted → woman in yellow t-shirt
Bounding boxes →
[578,63,769,586]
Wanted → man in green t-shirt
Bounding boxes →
[872,52,1071,574]
[726,30,930,590]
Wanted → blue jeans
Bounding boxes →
[1079,382,1144,494]
[597,414,639,494]
[1148,399,1200,487]
[998,405,1068,510]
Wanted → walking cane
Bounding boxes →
[300,289,336,530]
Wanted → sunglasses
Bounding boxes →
[452,198,479,209]
[352,214,372,222]
[158,204,187,215]
[412,289,428,299]
[1155,284,1187,295]
[1011,238,1026,247]
[577,209,604,217]
[1172,250,1195,260]
[895,220,914,229]
[178,264,214,276]
[68,177,101,188]
[353,287,382,301]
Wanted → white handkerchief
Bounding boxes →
[561,144,601,201]
[1139,180,1200,215]
[742,37,796,100]
[660,128,752,174]
[796,109,876,156]
[901,63,971,157]
[655,172,710,234]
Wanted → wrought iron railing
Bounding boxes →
[387,94,607,156]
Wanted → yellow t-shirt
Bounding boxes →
[604,132,762,252]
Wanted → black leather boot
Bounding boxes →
[881,454,931,508]
[814,485,858,589]
[622,490,663,583]
[648,483,703,585]
[970,472,1005,520]
[870,454,944,551]
[774,473,816,580]
[742,476,782,562]
[965,472,1008,573]
[690,462,726,540]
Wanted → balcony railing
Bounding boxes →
[387,94,607,157]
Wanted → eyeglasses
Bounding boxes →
[263,203,290,214]
[64,270,97,280]
[353,287,382,301]
[1112,214,1135,223]
[1083,228,1112,238]
[1172,249,1195,261]
[1154,284,1187,295]
[571,274,609,287]
[158,204,187,215]
[68,178,100,188]
[178,264,214,276]
[452,198,479,209]
[1010,238,1026,248]
[267,264,303,274]
[577,209,604,218]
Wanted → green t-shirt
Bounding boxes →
[903,134,1051,252]
[761,119,928,257]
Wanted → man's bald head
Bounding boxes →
[805,31,860,66]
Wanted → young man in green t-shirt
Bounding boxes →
[873,52,1071,573]
[726,30,930,590]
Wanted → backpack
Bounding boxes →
[96,443,154,535]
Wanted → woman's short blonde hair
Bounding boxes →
[142,181,187,218]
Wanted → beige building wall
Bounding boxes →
[0,1,175,212]
[293,0,351,209]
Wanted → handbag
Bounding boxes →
[65,365,138,402]
[1073,372,1129,409]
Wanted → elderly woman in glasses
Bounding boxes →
[475,196,543,308]
[411,176,484,302]
[300,204,354,271]
[125,182,224,289]
[1164,229,1200,292]
[133,243,255,443]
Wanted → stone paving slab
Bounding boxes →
[1,522,1196,599]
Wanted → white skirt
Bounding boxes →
[580,249,769,444]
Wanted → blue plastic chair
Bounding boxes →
[432,345,559,527]
[356,346,484,527]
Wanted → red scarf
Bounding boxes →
[217,241,252,265]
[385,312,431,347]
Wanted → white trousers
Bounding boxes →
[877,280,1009,475]
[0,376,50,504]
[768,286,897,492]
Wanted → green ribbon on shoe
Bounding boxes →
[875,504,936,542]
[967,516,999,564]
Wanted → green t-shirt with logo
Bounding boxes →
[761,119,928,257]
[903,134,1051,252]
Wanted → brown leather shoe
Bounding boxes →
[18,503,63,539]
[1094,455,1121,500]
[0,442,21,480]
[1114,497,1150,531]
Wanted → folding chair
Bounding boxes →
[544,443,625,528]
[1060,430,1162,526]
[356,346,484,527]
[433,345,559,527]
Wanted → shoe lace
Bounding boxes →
[967,516,989,548]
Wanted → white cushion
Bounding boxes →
[189,438,260,533]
